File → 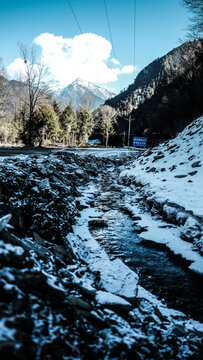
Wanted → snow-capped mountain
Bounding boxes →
[57,78,116,111]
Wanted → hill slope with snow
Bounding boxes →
[120,116,203,268]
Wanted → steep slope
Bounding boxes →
[0,75,27,123]
[106,39,203,142]
[58,78,116,111]
[120,116,203,263]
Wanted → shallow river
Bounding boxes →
[90,182,203,321]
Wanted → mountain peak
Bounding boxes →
[57,79,116,111]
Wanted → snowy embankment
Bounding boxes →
[120,116,203,272]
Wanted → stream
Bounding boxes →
[89,175,203,321]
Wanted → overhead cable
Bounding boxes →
[103,0,117,60]
[67,0,84,35]
[133,0,136,81]
[103,0,123,90]
[67,0,89,51]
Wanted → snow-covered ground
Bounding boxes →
[119,116,203,272]
[121,117,203,217]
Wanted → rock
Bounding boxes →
[52,244,69,264]
[144,149,153,156]
[169,165,176,171]
[152,154,164,162]
[176,211,189,225]
[167,144,176,151]
[193,236,203,254]
[0,214,12,231]
[163,204,179,222]
[173,324,188,337]
[146,167,157,173]
[174,174,187,178]
[132,216,142,221]
[188,154,195,161]
[191,161,201,168]
[181,217,201,242]
[133,225,148,233]
[95,290,131,310]
[66,296,90,311]
[33,231,51,247]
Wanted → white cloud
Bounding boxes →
[7,57,41,82]
[110,58,120,66]
[121,65,138,74]
[7,32,138,87]
[7,58,27,80]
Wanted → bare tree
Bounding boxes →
[100,105,116,147]
[0,58,7,141]
[181,0,203,39]
[18,43,49,146]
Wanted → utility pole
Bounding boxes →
[123,131,126,147]
[124,114,135,147]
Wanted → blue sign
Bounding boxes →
[133,137,147,147]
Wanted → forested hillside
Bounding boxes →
[105,39,203,142]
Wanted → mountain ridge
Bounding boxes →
[57,78,116,111]
[105,39,203,142]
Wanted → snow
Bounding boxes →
[119,117,203,273]
[61,147,139,158]
[95,290,131,307]
[121,116,203,217]
[70,78,116,99]
[124,200,203,274]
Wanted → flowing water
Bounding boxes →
[89,179,203,321]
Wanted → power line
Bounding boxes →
[67,0,83,35]
[103,0,123,91]
[133,0,136,81]
[67,0,90,52]
[103,0,117,60]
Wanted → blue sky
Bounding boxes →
[0,0,190,93]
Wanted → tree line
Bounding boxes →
[8,101,94,147]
